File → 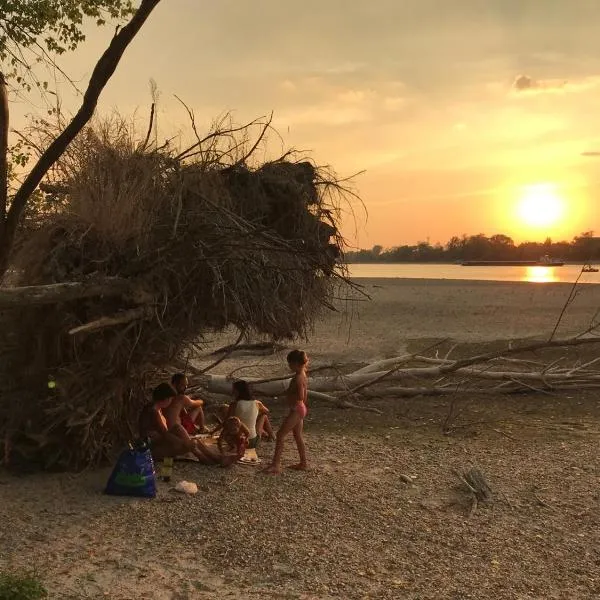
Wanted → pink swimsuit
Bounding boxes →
[294,402,307,419]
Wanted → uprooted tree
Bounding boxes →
[0,111,356,470]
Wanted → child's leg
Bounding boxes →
[288,420,308,470]
[150,436,187,460]
[259,414,275,440]
[193,438,220,464]
[169,424,214,462]
[256,414,274,440]
[263,411,300,475]
[189,406,207,432]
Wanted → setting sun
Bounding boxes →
[517,184,565,229]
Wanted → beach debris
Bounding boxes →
[199,333,600,403]
[454,467,493,516]
[174,481,198,495]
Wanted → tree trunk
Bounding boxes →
[0,72,8,234]
[0,0,163,279]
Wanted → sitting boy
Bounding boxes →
[140,382,218,464]
[170,373,207,434]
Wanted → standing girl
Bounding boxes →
[264,350,309,474]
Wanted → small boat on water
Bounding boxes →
[582,264,599,273]
[461,255,565,267]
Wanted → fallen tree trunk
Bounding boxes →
[68,306,153,335]
[189,334,600,406]
[0,278,134,308]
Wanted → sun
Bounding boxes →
[517,184,565,228]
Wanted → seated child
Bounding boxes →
[170,373,207,434]
[224,380,275,447]
[218,416,250,460]
[142,382,219,465]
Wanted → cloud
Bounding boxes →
[513,74,567,92]
[273,77,408,128]
[512,74,599,95]
[383,96,406,111]
[581,151,600,157]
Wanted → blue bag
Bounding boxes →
[105,443,157,498]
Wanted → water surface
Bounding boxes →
[347,263,598,284]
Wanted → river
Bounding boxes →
[347,263,599,284]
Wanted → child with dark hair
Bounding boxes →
[209,381,274,445]
[217,416,250,460]
[139,382,219,464]
[264,350,309,475]
[167,373,207,434]
[229,380,274,448]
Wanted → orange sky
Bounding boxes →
[7,0,600,249]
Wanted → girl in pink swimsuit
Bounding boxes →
[263,350,309,474]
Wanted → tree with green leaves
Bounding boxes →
[1,1,135,91]
[0,0,163,278]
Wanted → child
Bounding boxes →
[210,381,274,444]
[218,416,250,460]
[169,373,207,434]
[264,350,309,475]
[141,382,219,465]
[230,380,274,448]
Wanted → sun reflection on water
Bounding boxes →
[524,266,557,283]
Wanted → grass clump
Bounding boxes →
[0,571,47,600]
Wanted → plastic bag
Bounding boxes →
[174,480,198,495]
[104,443,156,498]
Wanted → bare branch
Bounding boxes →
[0,0,163,278]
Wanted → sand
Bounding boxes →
[1,278,600,599]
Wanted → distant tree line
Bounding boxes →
[345,232,600,263]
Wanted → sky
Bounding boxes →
[7,0,600,249]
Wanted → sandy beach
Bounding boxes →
[214,277,600,373]
[313,277,600,356]
[1,278,600,599]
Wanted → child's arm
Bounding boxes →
[289,373,308,403]
[208,422,223,436]
[239,422,250,439]
[183,395,204,408]
[256,400,269,414]
[155,409,169,434]
[217,433,225,454]
[236,432,248,459]
[298,374,308,403]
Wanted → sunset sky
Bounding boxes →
[8,0,600,248]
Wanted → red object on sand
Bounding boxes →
[181,411,196,434]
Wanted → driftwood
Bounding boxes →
[0,278,133,307]
[68,306,153,335]
[184,333,600,411]
[211,341,287,356]
[455,467,493,516]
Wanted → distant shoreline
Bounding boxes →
[345,261,593,265]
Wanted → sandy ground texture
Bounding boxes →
[1,278,600,599]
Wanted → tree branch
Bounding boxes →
[0,72,8,227]
[0,278,134,308]
[0,0,163,278]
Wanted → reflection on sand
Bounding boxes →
[524,266,557,283]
